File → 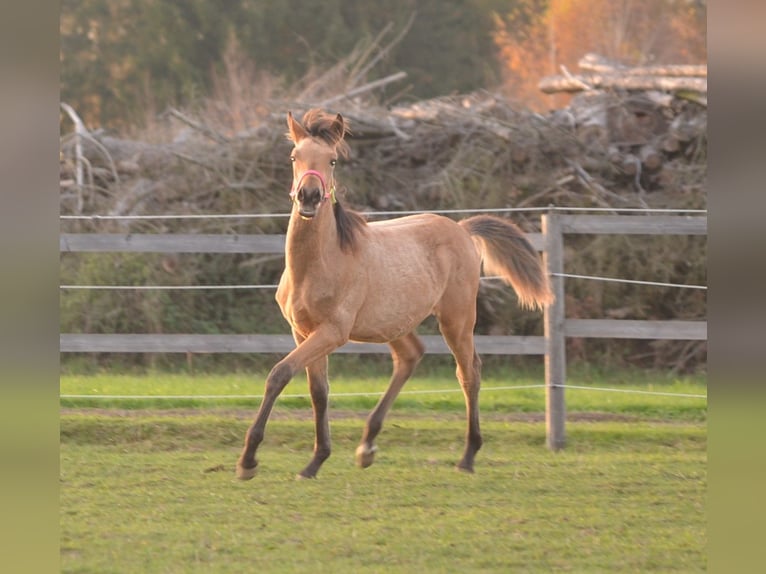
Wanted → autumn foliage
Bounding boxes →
[492,0,707,110]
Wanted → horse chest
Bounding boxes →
[277,283,339,336]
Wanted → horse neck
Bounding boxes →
[284,206,341,279]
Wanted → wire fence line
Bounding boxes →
[60,205,708,222]
[550,384,706,399]
[549,273,707,291]
[60,383,706,401]
[59,273,708,291]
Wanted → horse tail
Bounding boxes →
[459,215,554,311]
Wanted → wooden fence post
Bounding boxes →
[542,212,566,450]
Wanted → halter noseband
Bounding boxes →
[289,170,336,205]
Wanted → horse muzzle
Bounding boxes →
[296,186,323,219]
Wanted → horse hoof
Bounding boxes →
[295,472,316,480]
[456,464,475,474]
[236,463,258,480]
[355,444,377,468]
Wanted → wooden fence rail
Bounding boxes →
[60,232,546,254]
[60,213,707,450]
[60,334,545,355]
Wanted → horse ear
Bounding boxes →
[331,113,346,141]
[287,111,308,143]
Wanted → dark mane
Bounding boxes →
[301,109,351,158]
[333,195,367,253]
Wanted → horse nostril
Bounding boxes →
[299,187,321,203]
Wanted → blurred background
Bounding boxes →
[60,0,706,128]
[59,0,707,374]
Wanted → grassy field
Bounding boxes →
[60,367,706,573]
[60,365,706,420]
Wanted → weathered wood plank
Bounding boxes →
[559,215,707,235]
[564,319,707,340]
[60,232,545,253]
[528,233,543,251]
[542,213,566,450]
[60,334,546,355]
[60,234,286,254]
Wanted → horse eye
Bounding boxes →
[330,159,337,167]
[290,156,296,163]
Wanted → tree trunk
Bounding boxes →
[539,74,707,95]
[577,53,707,78]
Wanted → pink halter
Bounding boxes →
[289,170,335,204]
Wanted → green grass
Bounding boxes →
[60,366,706,421]
[60,367,706,572]
[61,414,705,573]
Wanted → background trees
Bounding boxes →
[60,1,706,128]
[61,0,505,128]
[492,0,707,109]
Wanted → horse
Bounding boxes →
[237,109,553,480]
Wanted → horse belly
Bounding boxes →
[348,286,437,343]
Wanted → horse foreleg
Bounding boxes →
[356,333,424,469]
[236,360,293,480]
[237,326,345,480]
[297,356,331,479]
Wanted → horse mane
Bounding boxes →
[300,109,351,159]
[333,191,367,253]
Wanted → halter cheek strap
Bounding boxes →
[289,170,337,205]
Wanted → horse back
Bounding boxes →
[342,214,480,341]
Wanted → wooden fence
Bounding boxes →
[60,213,707,449]
[541,213,706,449]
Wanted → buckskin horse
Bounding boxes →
[237,109,553,480]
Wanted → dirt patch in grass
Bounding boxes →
[60,407,642,423]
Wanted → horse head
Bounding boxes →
[286,110,349,219]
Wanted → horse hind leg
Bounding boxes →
[456,347,483,473]
[356,332,425,469]
[438,312,483,473]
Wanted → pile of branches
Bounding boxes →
[540,52,707,201]
[59,50,707,372]
[60,79,706,229]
